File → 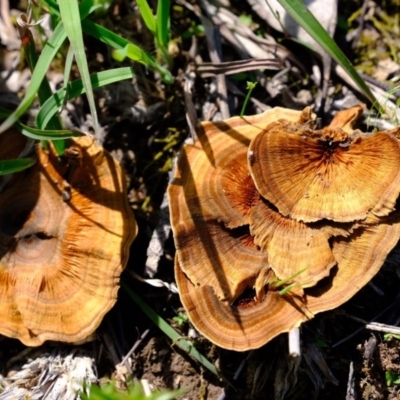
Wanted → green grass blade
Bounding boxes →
[83,381,186,400]
[18,13,66,154]
[41,0,172,82]
[0,1,94,134]
[19,17,60,123]
[112,43,157,66]
[16,122,84,140]
[62,46,75,105]
[156,0,170,47]
[136,0,156,35]
[58,0,99,137]
[36,67,135,129]
[155,0,171,64]
[156,0,171,48]
[274,268,307,288]
[2,95,78,146]
[0,158,36,175]
[278,283,300,296]
[82,20,173,83]
[122,283,222,379]
[240,81,257,117]
[275,0,379,106]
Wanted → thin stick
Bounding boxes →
[332,295,400,348]
[119,328,151,367]
[366,322,400,335]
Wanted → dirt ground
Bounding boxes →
[2,0,400,399]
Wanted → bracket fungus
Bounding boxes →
[0,129,137,346]
[169,106,400,351]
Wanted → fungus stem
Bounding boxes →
[288,327,301,357]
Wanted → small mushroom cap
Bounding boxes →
[250,198,351,287]
[0,134,137,346]
[248,118,400,222]
[327,105,365,133]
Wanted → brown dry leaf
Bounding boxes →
[0,132,137,346]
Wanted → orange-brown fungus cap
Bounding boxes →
[169,106,400,351]
[249,198,350,288]
[175,259,310,351]
[326,104,365,133]
[306,216,400,314]
[249,109,400,223]
[0,130,137,346]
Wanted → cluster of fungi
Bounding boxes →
[169,105,400,351]
[3,104,400,352]
[0,129,137,346]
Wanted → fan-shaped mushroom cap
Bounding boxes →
[178,107,306,228]
[248,117,400,223]
[169,147,268,300]
[0,133,137,346]
[175,259,310,351]
[327,105,365,133]
[306,215,400,313]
